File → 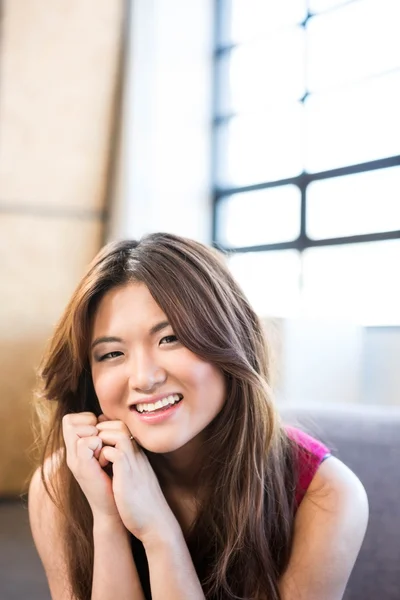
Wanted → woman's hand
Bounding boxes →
[62,412,120,522]
[96,417,179,543]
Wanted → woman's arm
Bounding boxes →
[142,524,206,600]
[29,466,74,600]
[95,421,206,599]
[91,514,145,600]
[29,465,145,600]
[278,456,369,600]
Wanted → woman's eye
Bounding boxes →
[159,335,178,345]
[98,351,123,362]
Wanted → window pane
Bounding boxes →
[218,28,305,116]
[307,167,400,239]
[301,241,400,325]
[229,250,301,318]
[307,0,400,91]
[221,0,307,45]
[216,103,304,186]
[305,71,400,173]
[217,186,301,247]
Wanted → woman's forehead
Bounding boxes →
[92,283,167,332]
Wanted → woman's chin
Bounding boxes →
[136,436,186,455]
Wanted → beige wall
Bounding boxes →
[0,0,124,494]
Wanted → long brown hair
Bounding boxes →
[34,233,297,600]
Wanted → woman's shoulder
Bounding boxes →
[279,454,369,598]
[29,450,63,514]
[279,428,369,597]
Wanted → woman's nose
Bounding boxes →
[127,352,166,393]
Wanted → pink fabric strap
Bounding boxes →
[286,426,331,508]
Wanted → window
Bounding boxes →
[212,0,400,325]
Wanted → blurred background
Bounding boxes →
[0,0,399,597]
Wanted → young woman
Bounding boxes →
[29,233,368,600]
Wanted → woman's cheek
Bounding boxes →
[93,369,121,408]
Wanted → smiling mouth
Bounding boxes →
[132,394,183,414]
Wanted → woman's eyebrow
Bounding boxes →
[149,321,170,336]
[91,336,123,350]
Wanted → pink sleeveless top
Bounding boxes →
[286,426,331,509]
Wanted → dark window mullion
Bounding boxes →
[214,155,400,200]
[300,186,307,251]
[211,0,226,243]
[217,229,400,255]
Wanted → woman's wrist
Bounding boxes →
[140,518,183,553]
[141,520,206,600]
[92,512,126,534]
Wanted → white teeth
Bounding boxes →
[135,394,182,413]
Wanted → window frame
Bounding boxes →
[211,0,400,255]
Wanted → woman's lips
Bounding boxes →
[131,398,183,424]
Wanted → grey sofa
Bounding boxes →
[281,402,400,600]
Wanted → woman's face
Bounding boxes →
[90,283,226,456]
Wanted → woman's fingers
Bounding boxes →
[98,447,110,468]
[100,446,131,474]
[97,428,136,453]
[72,425,99,438]
[97,421,136,446]
[76,436,102,458]
[95,421,138,468]
[62,414,100,469]
[63,412,98,429]
[62,417,137,471]
[100,446,121,464]
[96,420,129,432]
[97,413,109,423]
[93,441,103,461]
[62,414,98,446]
[60,413,121,520]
